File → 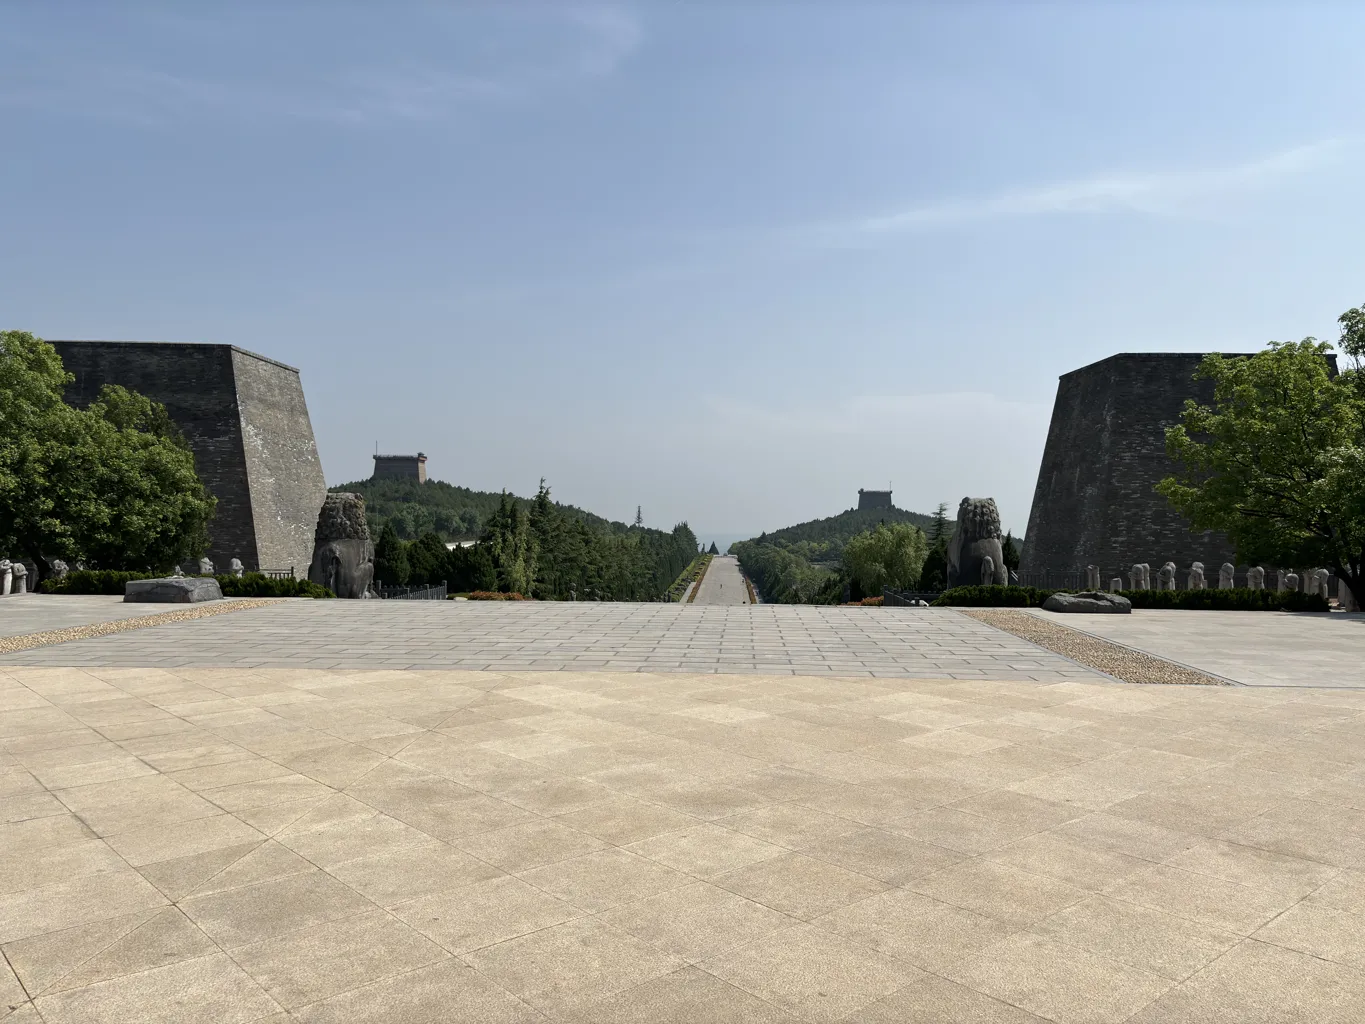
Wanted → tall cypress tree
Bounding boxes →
[373,520,409,586]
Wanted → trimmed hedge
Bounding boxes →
[40,569,332,598]
[466,591,528,601]
[933,584,1329,611]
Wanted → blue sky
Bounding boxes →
[4,3,1364,545]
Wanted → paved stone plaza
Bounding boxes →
[0,600,1102,681]
[3,661,1365,1022]
[691,555,751,605]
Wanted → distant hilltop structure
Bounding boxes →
[857,488,893,510]
[372,452,427,483]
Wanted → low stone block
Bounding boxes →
[1042,591,1132,614]
[124,577,223,603]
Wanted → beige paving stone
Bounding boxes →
[290,958,544,1023]
[0,867,168,945]
[0,837,125,896]
[276,810,432,868]
[181,840,315,899]
[1165,839,1342,898]
[945,932,1170,1024]
[848,972,1049,1022]
[718,803,864,850]
[2,910,162,996]
[346,761,536,841]
[0,959,26,1019]
[165,756,294,793]
[179,869,374,948]
[814,888,1017,974]
[625,823,787,878]
[560,965,797,1023]
[702,922,917,1022]
[277,741,388,789]
[713,852,888,920]
[458,818,608,873]
[553,794,700,845]
[325,841,503,906]
[1105,864,1298,934]
[892,807,1039,856]
[465,916,684,1014]
[232,908,447,1009]
[41,908,218,994]
[30,756,157,791]
[599,882,795,961]
[518,847,692,913]
[32,952,280,1024]
[103,812,265,866]
[985,832,1150,891]
[392,874,581,953]
[1307,868,1365,915]
[1032,895,1240,980]
[802,828,964,886]
[1,812,96,856]
[1253,901,1365,970]
[1051,811,1201,863]
[1126,938,1365,1023]
[910,860,1087,927]
[136,841,266,901]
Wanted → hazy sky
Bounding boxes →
[5,4,1365,543]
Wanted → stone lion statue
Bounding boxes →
[308,493,375,598]
[946,497,1007,588]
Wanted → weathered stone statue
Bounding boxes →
[1314,568,1330,598]
[1285,572,1299,592]
[1338,578,1358,612]
[1247,566,1265,590]
[946,498,1008,588]
[1187,562,1205,590]
[1218,563,1235,589]
[48,559,69,580]
[11,561,28,595]
[980,555,996,586]
[1128,564,1145,591]
[0,559,11,596]
[308,492,375,598]
[1110,577,1123,592]
[1085,565,1100,590]
[1158,562,1176,591]
[229,558,244,578]
[198,557,214,576]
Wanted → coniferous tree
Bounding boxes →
[1001,532,1020,571]
[373,520,409,586]
[708,541,719,555]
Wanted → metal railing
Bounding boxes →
[262,567,295,580]
[377,581,448,600]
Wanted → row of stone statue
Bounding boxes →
[176,557,246,578]
[0,559,29,596]
[1087,562,1333,595]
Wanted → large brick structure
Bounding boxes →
[372,453,427,483]
[50,341,328,576]
[1020,352,1244,581]
[857,489,893,510]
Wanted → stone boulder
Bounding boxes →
[125,577,223,603]
[1042,591,1132,614]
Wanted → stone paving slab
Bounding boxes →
[1029,609,1365,688]
[692,555,751,605]
[3,666,1365,1021]
[0,604,1106,682]
[0,596,192,639]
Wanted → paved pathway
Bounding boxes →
[1030,609,1365,688]
[0,603,1101,682]
[0,595,189,639]
[692,555,751,605]
[3,664,1363,1022]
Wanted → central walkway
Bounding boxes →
[691,555,751,605]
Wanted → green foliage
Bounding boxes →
[708,541,719,555]
[932,584,1329,611]
[405,531,448,585]
[40,570,331,598]
[933,585,1056,607]
[373,520,409,586]
[1156,334,1365,605]
[841,522,929,596]
[1001,532,1020,571]
[0,331,216,576]
[732,540,839,604]
[750,505,938,561]
[666,554,712,601]
[920,543,948,592]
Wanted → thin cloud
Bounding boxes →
[808,140,1343,243]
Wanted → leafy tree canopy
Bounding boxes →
[1157,324,1365,603]
[0,331,215,575]
[842,522,929,596]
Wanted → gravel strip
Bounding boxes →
[960,608,1230,685]
[0,599,282,654]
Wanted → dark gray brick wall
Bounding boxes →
[1020,353,1242,580]
[50,341,325,574]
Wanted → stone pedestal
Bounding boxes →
[125,577,223,603]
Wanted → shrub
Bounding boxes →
[467,591,528,601]
[40,569,332,598]
[933,584,1330,611]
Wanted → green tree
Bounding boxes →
[708,541,719,555]
[841,522,929,596]
[406,531,447,584]
[1001,532,1020,571]
[0,331,215,576]
[1157,334,1365,604]
[373,520,409,585]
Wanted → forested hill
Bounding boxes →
[739,506,938,561]
[331,477,619,541]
